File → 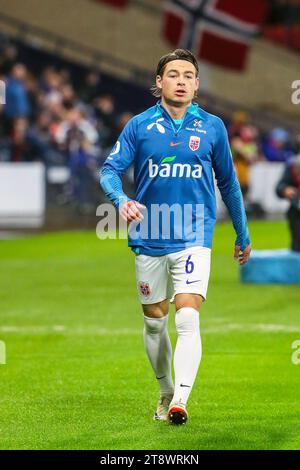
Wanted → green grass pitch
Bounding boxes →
[0,220,300,450]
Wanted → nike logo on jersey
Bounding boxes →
[186,279,201,285]
[156,375,166,380]
[170,142,183,147]
[180,384,191,388]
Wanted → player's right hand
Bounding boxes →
[283,186,297,200]
[119,200,146,222]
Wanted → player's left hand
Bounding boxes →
[234,243,251,266]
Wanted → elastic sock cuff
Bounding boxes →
[175,307,198,317]
[143,314,168,321]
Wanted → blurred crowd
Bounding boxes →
[1,40,300,213]
[227,110,300,205]
[0,40,133,213]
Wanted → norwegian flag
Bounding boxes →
[94,0,128,7]
[162,0,269,71]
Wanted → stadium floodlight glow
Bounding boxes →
[0,80,6,105]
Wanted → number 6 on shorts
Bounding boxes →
[185,255,194,274]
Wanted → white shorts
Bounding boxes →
[135,245,211,305]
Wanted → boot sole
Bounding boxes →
[168,407,188,425]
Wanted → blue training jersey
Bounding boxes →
[100,101,250,256]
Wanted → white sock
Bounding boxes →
[143,315,174,397]
[172,307,202,406]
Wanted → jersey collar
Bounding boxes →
[151,101,200,134]
[154,101,199,120]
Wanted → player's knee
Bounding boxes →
[175,293,203,311]
[142,299,169,318]
[143,314,168,335]
[175,307,199,334]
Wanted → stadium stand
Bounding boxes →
[0,10,299,219]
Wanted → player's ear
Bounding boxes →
[156,75,162,90]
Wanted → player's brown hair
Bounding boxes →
[151,49,199,98]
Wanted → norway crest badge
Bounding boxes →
[139,281,151,298]
[189,136,200,151]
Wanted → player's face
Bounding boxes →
[156,60,199,106]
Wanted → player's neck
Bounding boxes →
[160,97,192,120]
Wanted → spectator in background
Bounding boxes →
[94,94,118,150]
[293,132,300,154]
[40,68,64,110]
[56,106,98,154]
[69,136,98,213]
[56,106,99,210]
[228,111,249,140]
[231,125,260,201]
[276,153,300,252]
[108,111,135,191]
[5,38,298,218]
[9,117,43,162]
[27,110,64,166]
[59,68,72,86]
[117,111,134,131]
[25,73,40,123]
[61,83,77,109]
[45,98,67,137]
[0,40,137,212]
[79,70,101,104]
[109,111,133,148]
[4,63,31,131]
[0,43,18,76]
[263,127,294,162]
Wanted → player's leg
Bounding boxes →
[167,293,202,424]
[287,206,300,252]
[135,254,174,420]
[167,246,211,424]
[142,299,174,421]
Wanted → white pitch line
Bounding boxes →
[0,323,299,335]
[0,326,141,335]
[204,323,300,333]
